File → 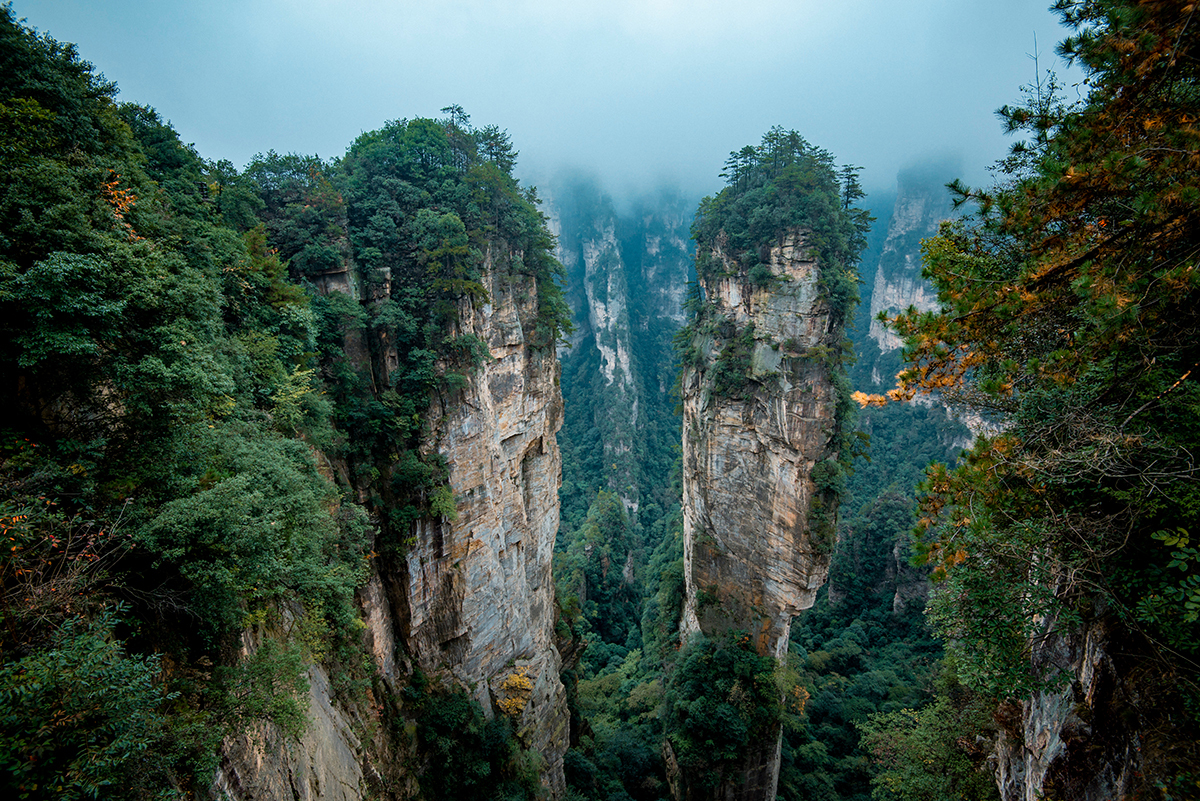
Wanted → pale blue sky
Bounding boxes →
[13,1,1081,197]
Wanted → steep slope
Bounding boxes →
[215,236,570,800]
[855,164,956,390]
[396,243,569,786]
[679,229,841,659]
[548,177,694,525]
[211,120,574,800]
[0,20,573,796]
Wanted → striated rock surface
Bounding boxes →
[680,230,840,658]
[399,244,569,794]
[210,598,408,801]
[865,170,954,361]
[677,229,845,800]
[991,611,1156,801]
[213,242,569,798]
[211,650,387,801]
[547,179,694,514]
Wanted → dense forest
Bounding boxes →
[3,0,1200,800]
[1,7,568,797]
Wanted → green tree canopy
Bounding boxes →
[882,0,1200,792]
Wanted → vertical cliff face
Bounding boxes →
[675,229,844,801]
[398,245,569,793]
[991,615,1150,801]
[213,242,569,799]
[861,169,955,383]
[680,231,840,658]
[547,179,694,517]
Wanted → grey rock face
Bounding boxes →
[546,181,694,514]
[401,246,569,795]
[211,663,371,801]
[678,229,843,800]
[213,242,569,799]
[681,230,839,657]
[866,181,951,355]
[992,614,1144,801]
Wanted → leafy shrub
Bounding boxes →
[0,609,175,801]
[404,673,542,801]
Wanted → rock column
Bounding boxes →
[677,229,844,800]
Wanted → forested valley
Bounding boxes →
[2,2,1199,801]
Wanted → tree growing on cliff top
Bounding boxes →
[692,128,870,329]
[876,0,1200,794]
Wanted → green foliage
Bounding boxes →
[211,635,309,740]
[139,422,369,640]
[708,321,758,399]
[0,12,382,796]
[566,648,668,801]
[404,673,542,801]
[0,609,177,801]
[691,126,869,329]
[857,684,997,801]
[880,0,1200,792]
[555,491,643,648]
[274,109,571,542]
[679,127,867,491]
[807,458,848,553]
[664,631,785,788]
[428,484,458,521]
[783,535,942,801]
[11,252,127,367]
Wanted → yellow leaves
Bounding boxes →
[1063,165,1089,183]
[923,541,970,583]
[851,391,889,408]
[783,682,810,714]
[500,669,533,693]
[99,170,141,241]
[496,667,533,717]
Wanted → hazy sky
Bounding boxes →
[13,1,1082,198]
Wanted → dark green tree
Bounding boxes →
[879,1,1200,795]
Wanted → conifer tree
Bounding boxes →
[875,1,1200,794]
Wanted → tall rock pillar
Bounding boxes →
[397,243,570,796]
[676,229,845,800]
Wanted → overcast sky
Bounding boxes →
[13,1,1082,199]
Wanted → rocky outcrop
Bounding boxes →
[889,534,929,614]
[400,245,569,793]
[678,229,844,799]
[865,168,954,364]
[210,646,391,801]
[213,243,569,799]
[680,230,839,657]
[852,164,979,447]
[987,599,1199,801]
[992,614,1141,801]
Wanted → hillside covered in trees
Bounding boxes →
[2,1,1200,800]
[1,8,570,797]
[870,1,1200,796]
